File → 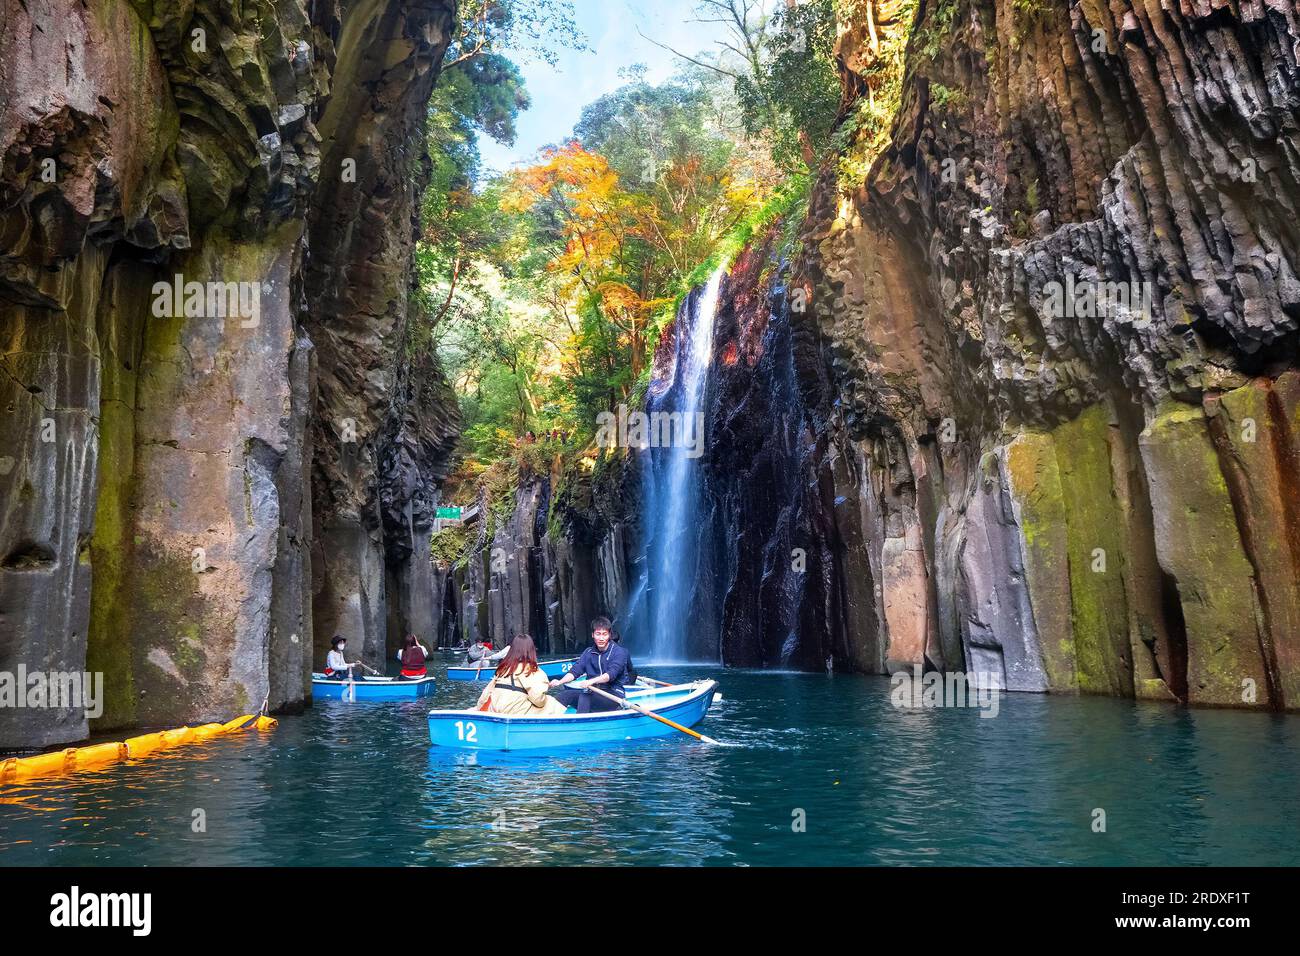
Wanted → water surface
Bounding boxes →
[2,662,1297,865]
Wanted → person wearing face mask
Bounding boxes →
[548,616,630,713]
[324,635,363,679]
[466,639,507,665]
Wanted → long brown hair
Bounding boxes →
[495,634,539,677]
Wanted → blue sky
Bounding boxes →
[477,0,734,173]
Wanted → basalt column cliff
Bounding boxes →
[0,0,460,748]
[747,0,1300,708]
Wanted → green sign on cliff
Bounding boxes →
[436,506,462,520]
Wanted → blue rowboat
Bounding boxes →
[312,673,436,701]
[446,656,578,682]
[427,679,718,751]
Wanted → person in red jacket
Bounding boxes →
[396,634,428,680]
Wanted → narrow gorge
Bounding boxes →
[4,0,1300,759]
[437,0,1300,712]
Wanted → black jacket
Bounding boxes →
[572,642,631,697]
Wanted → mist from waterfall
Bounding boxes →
[636,265,726,663]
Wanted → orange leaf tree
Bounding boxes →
[504,142,663,411]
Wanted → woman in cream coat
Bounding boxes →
[476,634,570,716]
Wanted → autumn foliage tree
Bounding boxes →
[432,65,780,470]
[504,144,656,398]
[500,77,764,428]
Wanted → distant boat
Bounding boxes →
[312,673,436,701]
[428,680,718,751]
[446,657,577,682]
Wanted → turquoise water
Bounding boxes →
[2,661,1298,865]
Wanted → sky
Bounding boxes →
[477,0,737,174]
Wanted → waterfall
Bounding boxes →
[636,265,726,662]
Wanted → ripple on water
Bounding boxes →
[2,665,1299,865]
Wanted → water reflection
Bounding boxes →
[2,664,1298,865]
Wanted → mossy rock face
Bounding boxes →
[129,542,217,723]
[86,265,155,731]
[1210,377,1300,707]
[430,524,471,567]
[1005,430,1076,690]
[1140,402,1271,707]
[1137,678,1179,702]
[1053,405,1133,697]
[1005,407,1135,696]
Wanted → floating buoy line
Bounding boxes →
[0,714,277,786]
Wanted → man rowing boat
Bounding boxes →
[549,616,630,713]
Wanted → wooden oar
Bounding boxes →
[585,684,718,745]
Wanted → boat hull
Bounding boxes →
[446,657,577,681]
[312,674,436,701]
[427,680,718,751]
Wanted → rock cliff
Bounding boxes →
[600,0,1298,712]
[749,0,1300,708]
[437,455,639,656]
[0,0,459,748]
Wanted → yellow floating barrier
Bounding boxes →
[0,713,275,786]
[159,727,194,747]
[6,749,76,782]
[191,723,226,741]
[124,732,166,758]
[74,741,129,770]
